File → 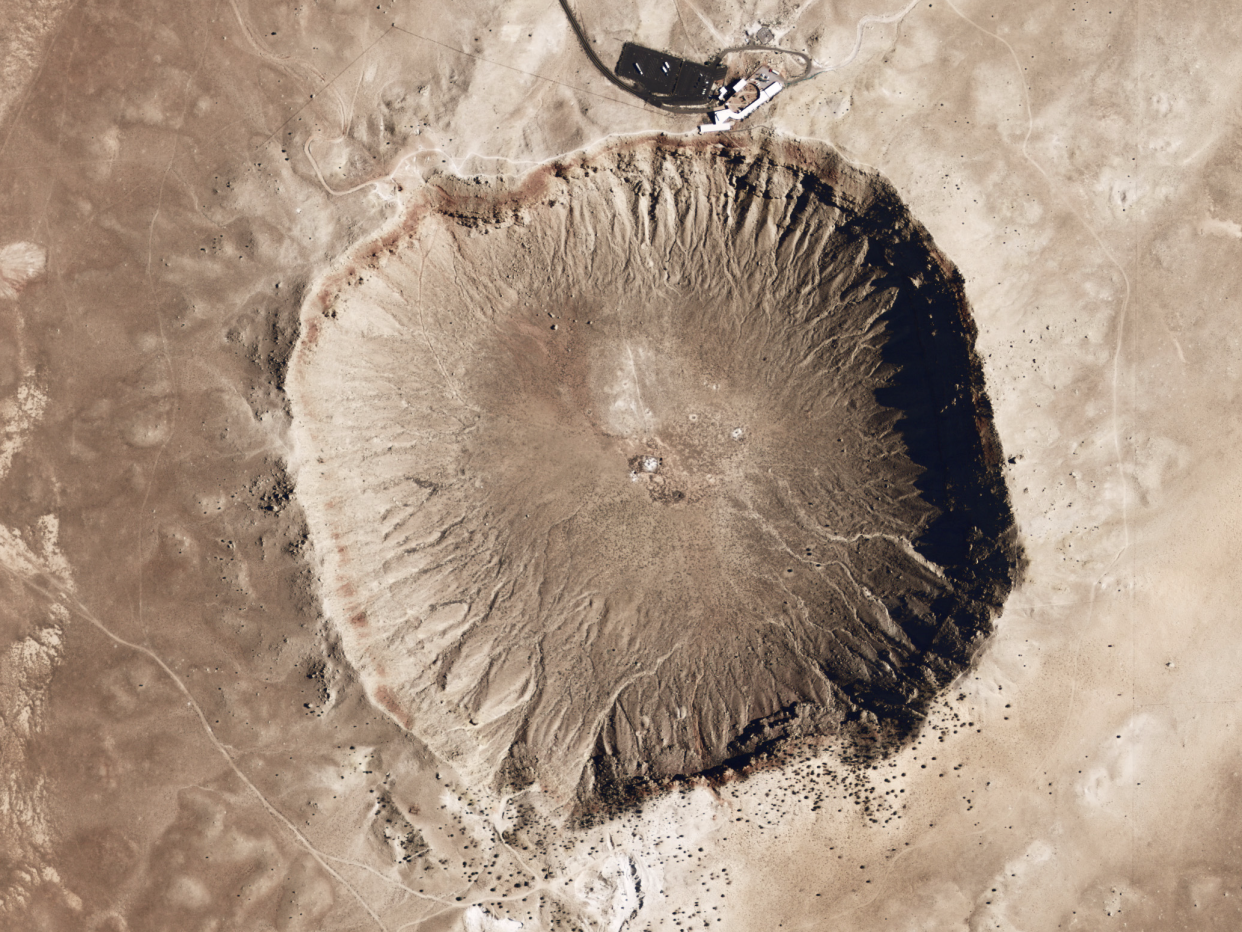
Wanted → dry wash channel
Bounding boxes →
[288,133,1020,821]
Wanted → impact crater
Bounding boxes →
[288,133,1020,819]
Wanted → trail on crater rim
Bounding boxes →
[288,133,1020,820]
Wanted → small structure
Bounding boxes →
[615,43,726,104]
[749,25,776,46]
[699,65,784,133]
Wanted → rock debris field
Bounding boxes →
[288,132,1020,821]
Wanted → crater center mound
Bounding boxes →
[288,133,1019,819]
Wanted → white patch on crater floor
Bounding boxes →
[0,243,45,301]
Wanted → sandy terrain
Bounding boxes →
[1,0,1240,930]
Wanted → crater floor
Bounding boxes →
[288,133,1020,818]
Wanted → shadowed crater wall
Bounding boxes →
[288,133,1020,820]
